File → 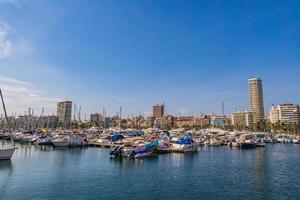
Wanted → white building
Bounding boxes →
[268,104,300,124]
[231,111,255,128]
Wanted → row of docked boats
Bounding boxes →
[2,127,300,160]
[0,131,88,148]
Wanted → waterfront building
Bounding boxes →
[15,115,36,129]
[268,104,300,124]
[248,77,265,123]
[57,101,72,128]
[174,116,194,128]
[194,115,211,127]
[210,115,226,127]
[153,104,164,118]
[225,117,232,127]
[90,113,103,126]
[231,111,255,129]
[38,115,59,129]
[146,116,155,128]
[268,106,280,124]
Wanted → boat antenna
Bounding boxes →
[119,107,122,129]
[222,101,225,117]
[40,107,44,129]
[78,106,82,122]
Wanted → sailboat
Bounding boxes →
[0,88,16,160]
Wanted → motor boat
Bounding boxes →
[110,141,158,159]
[292,138,300,144]
[35,136,53,146]
[133,149,153,159]
[110,145,124,158]
[68,135,87,147]
[53,135,87,147]
[52,137,69,147]
[129,143,156,159]
[256,139,266,147]
[239,134,256,149]
[20,134,38,144]
[172,135,198,152]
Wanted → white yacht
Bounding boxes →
[0,147,16,160]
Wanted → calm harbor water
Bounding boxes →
[1,143,300,200]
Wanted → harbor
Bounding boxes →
[1,141,300,200]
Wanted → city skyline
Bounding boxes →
[0,0,300,116]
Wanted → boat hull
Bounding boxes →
[209,141,222,146]
[52,141,69,147]
[0,147,16,160]
[135,151,153,159]
[240,143,256,149]
[172,143,198,152]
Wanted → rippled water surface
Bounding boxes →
[1,143,300,200]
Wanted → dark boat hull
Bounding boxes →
[240,143,256,149]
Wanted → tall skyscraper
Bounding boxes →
[248,77,265,122]
[153,104,164,118]
[57,101,72,127]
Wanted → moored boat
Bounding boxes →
[134,149,153,159]
[52,135,87,147]
[172,135,198,152]
[0,88,16,160]
[239,134,256,149]
[0,147,16,160]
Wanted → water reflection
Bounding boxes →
[0,160,13,193]
[0,160,13,170]
[253,147,268,200]
[109,155,159,170]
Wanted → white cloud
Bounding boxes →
[0,74,61,115]
[0,74,29,85]
[0,21,12,59]
[0,20,34,59]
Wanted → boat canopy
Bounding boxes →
[127,131,144,137]
[111,134,124,142]
[145,140,159,148]
[175,136,193,145]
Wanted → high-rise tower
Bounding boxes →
[248,78,265,123]
[153,104,164,118]
[57,101,72,128]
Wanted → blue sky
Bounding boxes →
[0,0,299,117]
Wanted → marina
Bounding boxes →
[1,128,300,158]
[1,141,300,200]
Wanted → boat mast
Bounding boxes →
[0,88,14,146]
[119,107,122,129]
[40,107,44,129]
